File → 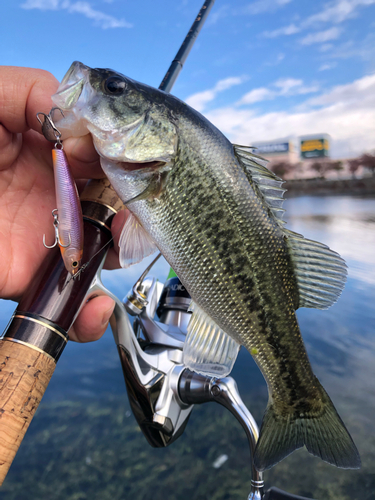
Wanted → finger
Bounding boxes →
[0,67,58,133]
[62,135,103,179]
[0,124,22,171]
[69,295,115,343]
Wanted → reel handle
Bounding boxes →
[0,179,123,484]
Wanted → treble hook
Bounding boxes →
[43,209,71,249]
[37,107,65,147]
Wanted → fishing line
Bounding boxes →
[66,208,127,282]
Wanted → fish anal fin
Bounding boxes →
[253,379,361,471]
[119,212,158,268]
[183,302,240,377]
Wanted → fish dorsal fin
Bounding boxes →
[285,229,347,309]
[118,211,158,268]
[233,144,287,222]
[183,302,240,377]
[233,144,347,310]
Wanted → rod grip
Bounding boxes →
[0,340,56,483]
[0,179,124,485]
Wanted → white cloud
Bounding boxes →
[203,74,375,158]
[21,0,59,8]
[261,0,375,40]
[263,23,301,38]
[215,77,245,92]
[300,27,342,45]
[319,62,337,71]
[206,5,230,26]
[185,77,246,112]
[303,73,375,107]
[274,78,303,93]
[263,53,286,67]
[319,43,334,51]
[237,78,319,105]
[238,87,275,105]
[21,0,132,29]
[185,90,216,112]
[244,0,293,15]
[324,33,375,63]
[276,78,320,95]
[305,0,375,26]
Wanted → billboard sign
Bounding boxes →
[254,142,290,155]
[300,138,329,159]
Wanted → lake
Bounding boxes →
[0,195,374,500]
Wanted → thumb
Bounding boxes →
[69,295,115,342]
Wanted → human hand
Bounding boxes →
[0,66,124,342]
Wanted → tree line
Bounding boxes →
[268,152,375,179]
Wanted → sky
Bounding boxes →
[1,0,374,158]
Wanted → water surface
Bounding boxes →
[0,195,374,500]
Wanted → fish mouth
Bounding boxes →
[119,160,167,172]
[51,61,93,139]
[101,157,169,180]
[52,61,89,110]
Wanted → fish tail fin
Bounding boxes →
[253,381,361,471]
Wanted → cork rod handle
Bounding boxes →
[0,180,124,486]
[0,341,56,483]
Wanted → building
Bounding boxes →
[299,134,330,160]
[251,134,337,179]
[251,138,299,165]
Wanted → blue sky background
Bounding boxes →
[1,0,374,158]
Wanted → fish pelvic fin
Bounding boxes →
[253,379,361,471]
[183,302,240,377]
[119,211,158,268]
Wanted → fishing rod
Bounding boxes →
[0,0,216,485]
[159,0,215,93]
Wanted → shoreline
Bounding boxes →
[284,176,375,197]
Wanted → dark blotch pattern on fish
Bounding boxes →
[56,63,361,471]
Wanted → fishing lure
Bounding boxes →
[37,108,84,276]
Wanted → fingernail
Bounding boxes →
[101,300,115,326]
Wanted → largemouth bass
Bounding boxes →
[53,61,360,471]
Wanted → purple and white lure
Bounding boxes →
[38,108,84,275]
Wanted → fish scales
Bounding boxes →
[52,62,360,472]
[142,111,314,409]
[123,111,333,438]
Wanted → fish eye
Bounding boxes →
[104,76,126,95]
[72,261,78,268]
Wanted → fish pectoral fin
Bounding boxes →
[254,380,361,471]
[285,229,347,309]
[118,211,158,268]
[183,302,240,377]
